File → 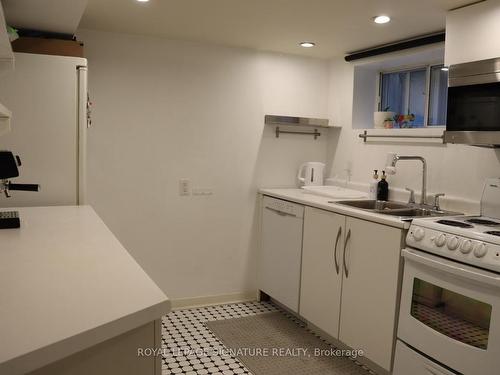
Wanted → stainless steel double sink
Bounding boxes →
[332,200,461,219]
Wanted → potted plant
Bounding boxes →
[374,107,396,129]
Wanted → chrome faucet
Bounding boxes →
[386,153,427,206]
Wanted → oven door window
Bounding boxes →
[447,82,500,131]
[411,278,492,349]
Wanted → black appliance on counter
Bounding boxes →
[0,150,40,228]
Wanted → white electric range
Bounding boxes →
[394,178,500,375]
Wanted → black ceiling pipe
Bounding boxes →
[344,32,446,62]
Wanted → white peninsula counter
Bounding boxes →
[0,206,170,375]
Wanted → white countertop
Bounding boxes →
[259,188,411,230]
[0,206,171,375]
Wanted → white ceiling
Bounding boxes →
[79,0,475,59]
[2,0,88,34]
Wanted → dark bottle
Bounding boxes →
[377,171,389,201]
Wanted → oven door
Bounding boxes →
[398,248,500,375]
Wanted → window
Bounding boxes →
[379,64,448,127]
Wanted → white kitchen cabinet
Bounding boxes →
[300,207,344,338]
[299,208,404,372]
[445,1,500,66]
[339,216,403,371]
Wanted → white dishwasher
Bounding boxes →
[259,195,304,313]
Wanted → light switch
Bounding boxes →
[179,179,191,196]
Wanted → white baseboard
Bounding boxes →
[170,291,258,310]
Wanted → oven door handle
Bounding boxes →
[403,248,500,288]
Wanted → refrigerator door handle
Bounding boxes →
[77,65,88,205]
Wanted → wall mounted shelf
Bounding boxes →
[265,114,330,128]
[265,115,335,139]
[275,126,321,139]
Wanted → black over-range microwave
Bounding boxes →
[445,57,500,147]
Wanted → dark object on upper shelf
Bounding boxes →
[445,57,500,147]
[15,28,75,41]
[12,36,84,58]
[344,32,445,62]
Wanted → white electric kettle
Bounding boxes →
[297,162,325,186]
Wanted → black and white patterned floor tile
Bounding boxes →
[161,301,278,375]
[161,301,372,375]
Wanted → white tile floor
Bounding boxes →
[162,301,278,375]
[161,301,372,375]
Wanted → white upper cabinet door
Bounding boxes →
[300,207,345,339]
[445,1,500,66]
[339,217,403,372]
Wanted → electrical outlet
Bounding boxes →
[179,179,191,196]
[192,187,213,196]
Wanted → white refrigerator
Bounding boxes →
[0,52,88,207]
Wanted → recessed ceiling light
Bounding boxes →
[300,42,316,48]
[373,15,391,24]
[136,0,150,2]
[441,67,449,71]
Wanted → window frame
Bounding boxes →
[376,62,446,128]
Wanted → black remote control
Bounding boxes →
[0,211,20,229]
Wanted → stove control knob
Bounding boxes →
[474,243,487,258]
[435,234,447,247]
[412,227,425,241]
[447,236,460,250]
[460,240,473,254]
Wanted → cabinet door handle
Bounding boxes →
[334,226,342,274]
[343,228,351,278]
[264,206,296,217]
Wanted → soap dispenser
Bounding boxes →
[369,170,379,199]
[377,171,389,201]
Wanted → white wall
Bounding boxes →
[77,29,330,300]
[327,57,500,212]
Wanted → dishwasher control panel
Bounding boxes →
[263,196,304,218]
